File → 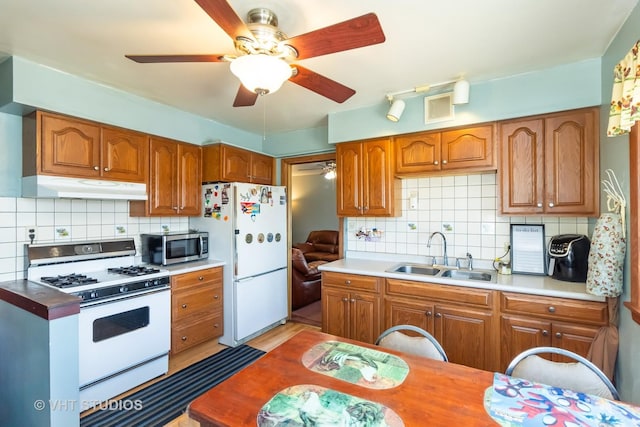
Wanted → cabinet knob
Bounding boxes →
[555,332,562,339]
[425,310,433,317]
[103,167,110,172]
[345,280,351,285]
[435,312,442,318]
[342,297,348,302]
[182,303,187,309]
[93,166,99,171]
[350,298,356,303]
[214,323,219,328]
[434,161,439,165]
[198,276,204,280]
[548,202,555,208]
[442,160,447,165]
[537,202,543,208]
[181,336,187,341]
[548,306,556,313]
[173,206,179,210]
[213,294,219,299]
[180,206,185,210]
[542,329,549,336]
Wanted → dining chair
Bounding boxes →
[375,324,448,361]
[505,346,619,400]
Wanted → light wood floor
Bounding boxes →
[81,322,320,426]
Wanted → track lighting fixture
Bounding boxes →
[384,78,470,122]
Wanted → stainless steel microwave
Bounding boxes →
[140,231,209,265]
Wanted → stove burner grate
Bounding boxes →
[40,274,99,288]
[108,265,162,276]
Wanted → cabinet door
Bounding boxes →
[40,113,101,177]
[251,152,274,184]
[178,143,202,215]
[551,322,600,361]
[221,145,252,182]
[394,132,441,174]
[148,137,179,215]
[322,288,349,338]
[500,315,551,371]
[349,292,380,344]
[384,297,434,333]
[499,118,545,214]
[362,138,395,216]
[441,125,495,171]
[544,109,599,216]
[434,304,494,370]
[336,142,362,216]
[101,127,148,182]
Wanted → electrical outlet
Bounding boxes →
[25,226,37,243]
[503,242,511,252]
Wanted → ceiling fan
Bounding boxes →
[125,0,386,107]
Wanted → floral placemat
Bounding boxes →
[301,341,409,389]
[485,372,640,426]
[257,384,403,426]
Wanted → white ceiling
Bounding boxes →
[0,0,637,136]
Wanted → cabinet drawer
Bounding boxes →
[172,267,222,291]
[322,271,380,292]
[501,292,607,325]
[172,283,222,322]
[386,279,494,308]
[172,314,223,353]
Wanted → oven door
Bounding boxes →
[77,289,170,388]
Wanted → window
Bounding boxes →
[625,123,640,323]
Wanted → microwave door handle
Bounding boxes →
[199,235,204,257]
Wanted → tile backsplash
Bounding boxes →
[346,172,591,263]
[0,197,189,282]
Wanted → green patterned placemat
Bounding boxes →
[257,384,404,426]
[302,341,409,389]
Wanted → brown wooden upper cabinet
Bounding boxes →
[394,124,496,176]
[498,107,599,216]
[23,110,148,182]
[336,137,400,217]
[130,136,201,216]
[202,143,273,184]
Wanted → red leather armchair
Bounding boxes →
[291,247,327,310]
[293,230,340,262]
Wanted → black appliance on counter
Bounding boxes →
[547,234,591,282]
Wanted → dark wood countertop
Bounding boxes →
[0,280,80,320]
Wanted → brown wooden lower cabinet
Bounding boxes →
[171,267,223,354]
[321,272,381,344]
[322,274,607,374]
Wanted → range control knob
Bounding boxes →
[119,285,129,293]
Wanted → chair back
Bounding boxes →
[505,346,619,400]
[375,325,448,362]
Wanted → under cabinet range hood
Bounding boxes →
[22,175,148,200]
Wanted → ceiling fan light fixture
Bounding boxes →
[323,161,337,180]
[230,54,292,95]
[386,99,406,122]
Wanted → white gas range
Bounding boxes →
[27,238,171,407]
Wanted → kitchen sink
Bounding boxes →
[386,263,440,276]
[440,269,494,282]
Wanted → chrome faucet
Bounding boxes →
[427,231,448,266]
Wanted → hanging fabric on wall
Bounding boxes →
[586,169,627,297]
[607,40,640,136]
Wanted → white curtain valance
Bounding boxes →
[607,40,640,137]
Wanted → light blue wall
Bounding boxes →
[600,2,640,405]
[0,112,21,196]
[326,59,602,143]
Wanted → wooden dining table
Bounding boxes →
[188,329,497,426]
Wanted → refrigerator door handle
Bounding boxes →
[235,267,287,283]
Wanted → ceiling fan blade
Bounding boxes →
[286,13,385,60]
[289,65,355,103]
[233,85,259,107]
[194,0,255,42]
[125,54,228,63]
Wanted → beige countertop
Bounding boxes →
[318,257,605,302]
[159,259,226,275]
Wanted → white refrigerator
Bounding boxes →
[190,182,288,346]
